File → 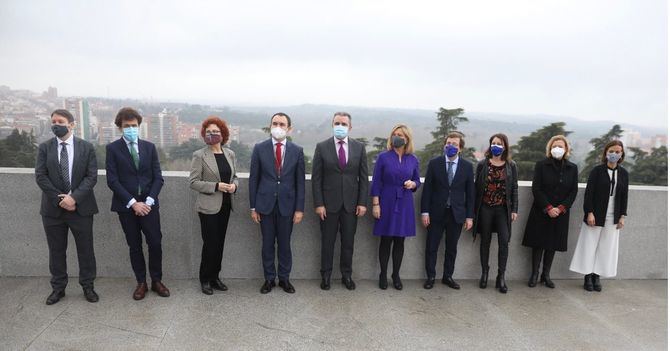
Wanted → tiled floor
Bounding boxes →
[0,278,666,350]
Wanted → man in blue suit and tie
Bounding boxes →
[249,112,306,294]
[105,107,170,300]
[421,132,475,290]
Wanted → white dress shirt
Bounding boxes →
[123,137,155,208]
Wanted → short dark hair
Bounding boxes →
[270,112,291,127]
[601,139,625,164]
[484,133,511,161]
[115,107,143,128]
[333,112,351,123]
[444,131,466,149]
[51,109,74,123]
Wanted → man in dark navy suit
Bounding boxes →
[35,109,99,305]
[249,112,305,294]
[105,107,170,300]
[421,132,475,290]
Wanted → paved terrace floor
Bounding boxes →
[0,278,666,351]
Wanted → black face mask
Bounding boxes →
[52,124,69,138]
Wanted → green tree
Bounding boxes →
[512,122,572,181]
[366,136,388,173]
[418,107,474,173]
[0,129,37,167]
[628,146,667,185]
[169,138,205,160]
[579,125,624,181]
[228,140,252,172]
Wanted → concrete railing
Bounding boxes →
[0,168,666,280]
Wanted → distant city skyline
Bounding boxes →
[0,0,667,128]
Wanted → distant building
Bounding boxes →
[98,121,120,145]
[43,86,58,99]
[146,108,178,149]
[63,98,92,141]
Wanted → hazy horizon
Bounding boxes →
[1,0,667,128]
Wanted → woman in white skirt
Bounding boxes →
[569,140,628,292]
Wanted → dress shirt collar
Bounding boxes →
[57,133,74,145]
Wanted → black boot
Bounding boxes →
[584,274,594,291]
[495,270,508,294]
[379,273,388,290]
[528,248,542,287]
[479,267,489,289]
[592,274,602,292]
[541,250,555,288]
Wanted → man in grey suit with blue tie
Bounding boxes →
[35,109,99,305]
[311,112,369,291]
[249,113,305,294]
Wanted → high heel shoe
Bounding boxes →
[495,271,508,294]
[479,267,489,289]
[379,273,388,290]
[528,271,539,287]
[540,273,555,288]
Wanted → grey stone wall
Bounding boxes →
[1,168,666,280]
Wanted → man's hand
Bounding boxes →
[315,206,327,221]
[293,211,304,224]
[131,202,151,216]
[422,214,430,228]
[58,194,76,211]
[355,205,367,217]
[251,210,261,224]
[464,218,473,231]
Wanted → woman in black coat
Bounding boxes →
[569,140,628,292]
[522,135,578,288]
[473,133,518,293]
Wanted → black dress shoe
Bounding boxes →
[442,276,460,290]
[342,277,356,290]
[320,277,331,290]
[423,278,435,289]
[379,273,388,290]
[260,280,275,294]
[592,274,602,292]
[584,274,594,291]
[391,274,403,290]
[46,290,65,305]
[540,273,555,288]
[528,272,539,288]
[201,281,214,295]
[278,280,295,294]
[211,278,228,291]
[83,287,99,303]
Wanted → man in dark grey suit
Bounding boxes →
[312,112,369,290]
[35,109,99,305]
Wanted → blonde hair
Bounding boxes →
[386,124,415,154]
[545,135,571,159]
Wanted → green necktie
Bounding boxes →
[130,142,141,195]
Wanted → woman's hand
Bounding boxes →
[511,213,518,222]
[372,204,381,219]
[403,180,416,190]
[587,212,596,226]
[616,217,625,229]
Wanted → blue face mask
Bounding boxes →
[123,126,139,142]
[333,125,348,140]
[490,144,504,157]
[445,144,459,158]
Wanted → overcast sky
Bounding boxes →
[0,0,667,127]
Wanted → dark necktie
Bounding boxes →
[130,142,141,195]
[60,142,70,193]
[448,161,455,185]
[275,142,283,174]
[338,140,346,171]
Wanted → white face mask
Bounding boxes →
[551,146,565,160]
[271,127,287,141]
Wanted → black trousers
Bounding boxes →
[478,204,510,272]
[118,207,162,283]
[379,236,405,277]
[260,203,294,281]
[42,212,96,291]
[320,206,357,278]
[198,197,232,283]
[425,207,462,279]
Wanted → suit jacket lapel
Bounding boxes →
[49,138,66,190]
[325,139,341,173]
[452,158,465,185]
[119,138,136,172]
[71,138,83,189]
[203,148,221,181]
[282,142,294,175]
[438,156,450,187]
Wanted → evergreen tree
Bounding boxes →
[512,122,572,181]
[418,107,474,173]
[628,146,667,185]
[0,129,37,167]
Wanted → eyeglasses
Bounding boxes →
[205,131,221,135]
